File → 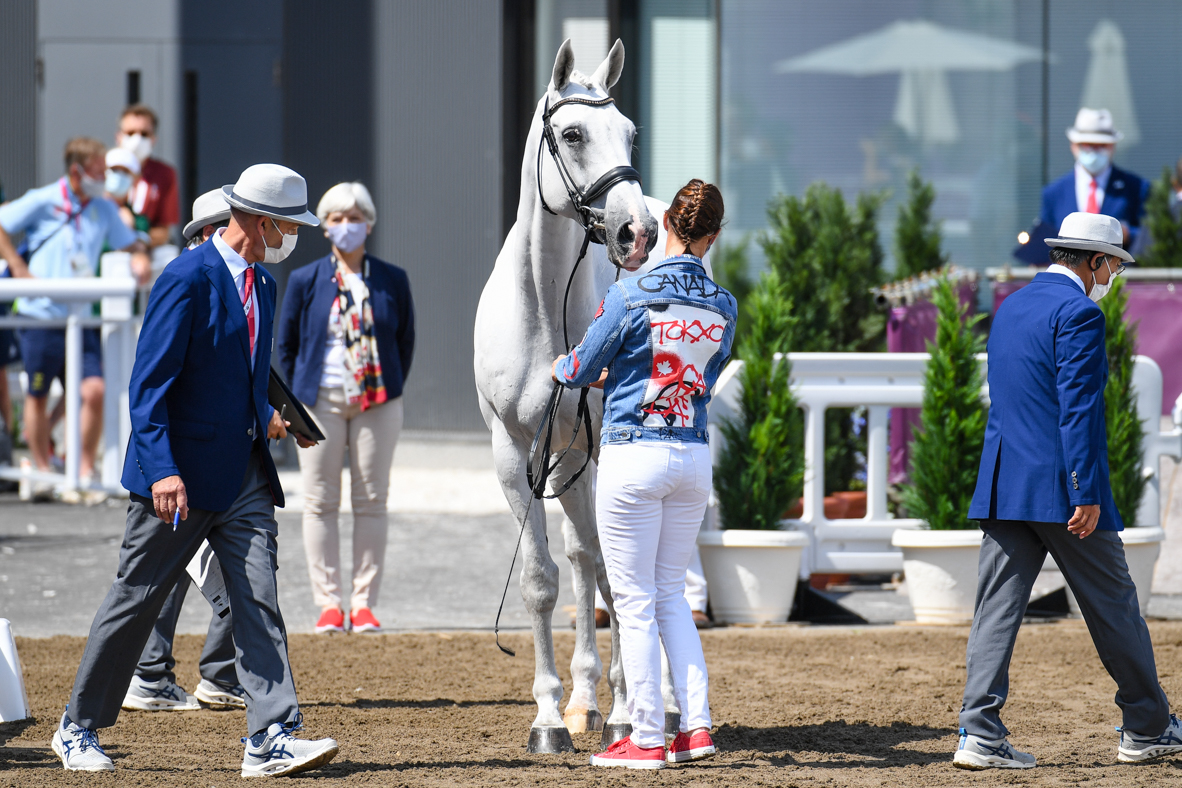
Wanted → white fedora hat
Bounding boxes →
[183,189,232,241]
[1066,107,1124,144]
[222,163,319,227]
[1044,212,1133,262]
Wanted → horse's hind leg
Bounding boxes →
[490,421,572,754]
[555,453,604,735]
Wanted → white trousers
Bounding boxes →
[595,545,707,612]
[298,386,403,611]
[597,441,712,749]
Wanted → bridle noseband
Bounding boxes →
[536,94,643,246]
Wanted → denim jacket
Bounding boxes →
[556,256,737,445]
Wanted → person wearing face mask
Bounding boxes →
[102,147,149,237]
[277,181,415,635]
[1039,108,1148,257]
[953,212,1182,770]
[52,163,340,777]
[116,104,178,248]
[0,137,150,488]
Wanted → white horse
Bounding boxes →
[474,39,659,753]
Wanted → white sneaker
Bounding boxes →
[51,712,114,772]
[194,678,247,709]
[1118,714,1182,762]
[953,729,1036,770]
[121,675,201,711]
[241,720,339,778]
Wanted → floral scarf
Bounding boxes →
[330,255,387,410]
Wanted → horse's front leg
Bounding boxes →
[555,452,604,735]
[491,421,573,754]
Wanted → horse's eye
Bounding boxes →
[562,128,582,144]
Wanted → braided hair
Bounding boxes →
[666,179,724,249]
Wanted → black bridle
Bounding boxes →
[494,93,643,656]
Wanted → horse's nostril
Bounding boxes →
[616,224,635,247]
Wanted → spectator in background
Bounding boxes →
[0,137,150,487]
[116,104,178,248]
[103,147,148,237]
[1040,108,1148,252]
[278,182,415,635]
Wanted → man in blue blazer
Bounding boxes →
[955,212,1182,770]
[1039,108,1148,259]
[52,165,339,777]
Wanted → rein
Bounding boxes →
[494,92,642,656]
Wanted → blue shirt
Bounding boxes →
[556,256,736,445]
[0,177,138,319]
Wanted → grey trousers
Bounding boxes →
[961,519,1170,739]
[136,576,237,688]
[68,450,298,736]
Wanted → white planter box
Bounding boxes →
[1065,526,1164,618]
[891,529,984,625]
[697,530,809,624]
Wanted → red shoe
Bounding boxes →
[350,607,381,633]
[589,737,665,769]
[315,608,346,634]
[667,729,716,763]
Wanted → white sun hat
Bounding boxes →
[183,188,233,241]
[222,163,319,227]
[1066,107,1124,144]
[104,147,140,176]
[1044,212,1133,262]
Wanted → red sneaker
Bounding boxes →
[350,608,382,633]
[667,729,716,763]
[314,608,346,634]
[589,737,665,769]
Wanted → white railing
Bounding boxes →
[0,250,157,493]
[709,352,1182,578]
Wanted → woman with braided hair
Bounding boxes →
[553,179,736,769]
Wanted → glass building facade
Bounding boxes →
[532,0,1182,275]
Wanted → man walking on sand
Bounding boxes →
[955,212,1182,770]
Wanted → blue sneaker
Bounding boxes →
[1118,714,1182,762]
[51,711,114,772]
[241,719,339,778]
[953,729,1036,770]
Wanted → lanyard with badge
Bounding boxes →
[60,180,93,277]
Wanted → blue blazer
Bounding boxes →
[969,273,1120,530]
[121,241,282,511]
[1039,165,1148,250]
[277,254,415,407]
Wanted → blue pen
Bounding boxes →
[173,510,180,531]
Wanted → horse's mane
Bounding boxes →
[566,69,600,92]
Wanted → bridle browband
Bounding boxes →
[536,94,643,246]
[494,92,643,657]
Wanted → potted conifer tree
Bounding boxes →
[1065,278,1163,616]
[891,277,987,624]
[704,271,809,624]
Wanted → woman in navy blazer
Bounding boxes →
[278,182,414,635]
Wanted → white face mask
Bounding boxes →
[76,166,105,199]
[1088,256,1115,303]
[1077,148,1111,176]
[104,169,134,199]
[119,133,153,162]
[326,221,368,253]
[262,218,297,264]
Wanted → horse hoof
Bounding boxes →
[564,708,604,733]
[665,711,681,735]
[527,726,576,754]
[600,722,632,749]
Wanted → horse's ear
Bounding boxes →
[591,39,625,90]
[551,39,576,93]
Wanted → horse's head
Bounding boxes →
[538,39,657,271]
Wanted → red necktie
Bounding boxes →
[242,266,256,357]
[1086,179,1099,213]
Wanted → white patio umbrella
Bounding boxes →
[774,19,1044,144]
[1080,19,1140,147]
